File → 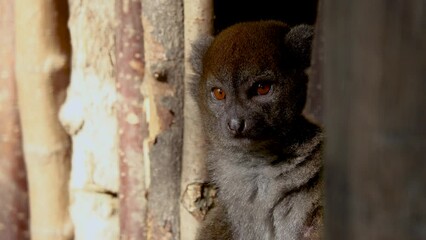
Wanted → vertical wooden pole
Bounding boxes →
[141,0,184,239]
[14,0,73,239]
[324,0,426,239]
[115,0,148,239]
[0,1,29,239]
[181,1,214,239]
[61,0,119,239]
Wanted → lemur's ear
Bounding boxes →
[285,24,314,68]
[189,35,214,75]
[188,35,214,101]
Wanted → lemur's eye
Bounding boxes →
[256,83,272,95]
[212,87,226,100]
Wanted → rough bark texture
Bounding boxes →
[324,0,426,239]
[0,1,30,239]
[141,0,184,239]
[181,1,214,239]
[115,0,148,239]
[14,0,73,239]
[59,0,119,239]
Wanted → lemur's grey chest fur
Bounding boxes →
[207,127,323,240]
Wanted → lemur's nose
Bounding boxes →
[227,118,245,135]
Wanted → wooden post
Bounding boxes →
[0,1,29,239]
[14,0,73,239]
[181,1,214,239]
[60,0,119,239]
[324,0,426,239]
[115,0,148,239]
[141,0,184,239]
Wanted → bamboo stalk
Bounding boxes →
[14,0,73,239]
[181,1,214,239]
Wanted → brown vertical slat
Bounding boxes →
[141,0,184,239]
[324,0,426,239]
[0,1,30,239]
[115,0,148,239]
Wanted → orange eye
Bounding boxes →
[212,87,226,100]
[256,83,271,95]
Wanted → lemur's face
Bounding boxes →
[191,21,313,147]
